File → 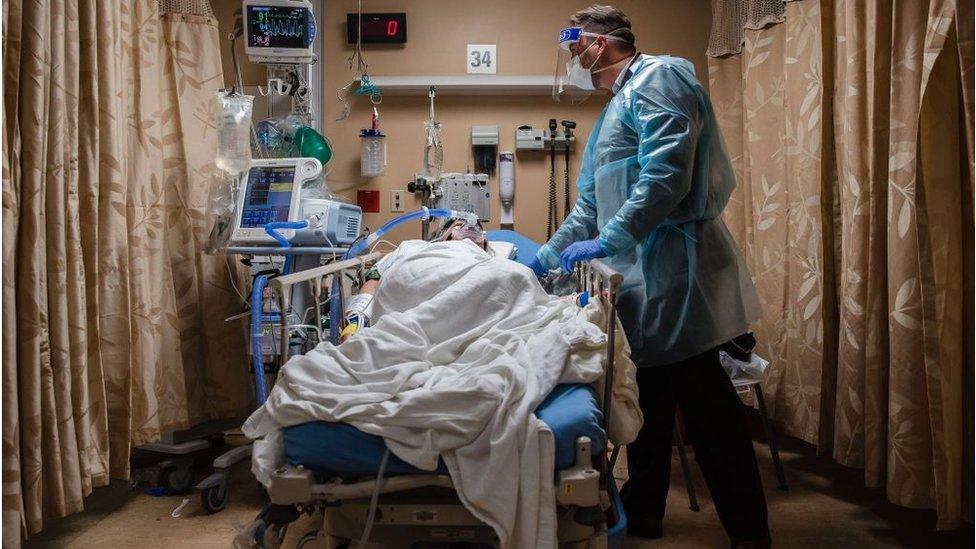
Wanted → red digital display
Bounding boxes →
[347,13,407,44]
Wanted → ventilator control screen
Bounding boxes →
[240,166,296,228]
[247,5,312,49]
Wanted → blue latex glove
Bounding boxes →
[526,255,547,278]
[560,239,606,272]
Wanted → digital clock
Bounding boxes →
[347,13,407,44]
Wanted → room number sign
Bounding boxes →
[467,44,497,74]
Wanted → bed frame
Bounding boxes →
[243,256,625,549]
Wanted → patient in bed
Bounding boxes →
[341,217,491,339]
[243,217,638,548]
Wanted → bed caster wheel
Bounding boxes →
[260,523,288,549]
[160,461,194,494]
[296,530,317,548]
[297,529,333,549]
[201,481,229,514]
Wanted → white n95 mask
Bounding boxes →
[565,55,597,91]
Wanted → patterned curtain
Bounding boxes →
[708,0,827,445]
[708,0,972,529]
[2,1,251,544]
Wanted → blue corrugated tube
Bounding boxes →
[265,220,309,274]
[251,274,271,405]
[248,219,310,405]
[329,208,463,344]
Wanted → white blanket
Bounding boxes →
[243,240,613,548]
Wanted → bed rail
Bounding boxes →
[574,259,623,442]
[268,252,384,368]
[574,258,624,497]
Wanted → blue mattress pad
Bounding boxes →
[283,384,606,478]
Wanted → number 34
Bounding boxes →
[470,50,492,67]
[466,45,496,74]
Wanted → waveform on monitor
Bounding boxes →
[259,16,304,38]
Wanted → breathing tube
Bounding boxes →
[265,220,310,274]
[329,207,471,344]
[247,220,310,405]
[250,274,271,406]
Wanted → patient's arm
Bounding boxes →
[340,277,380,342]
[358,279,379,296]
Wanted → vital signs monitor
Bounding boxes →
[244,0,317,64]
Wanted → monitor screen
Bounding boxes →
[240,166,296,228]
[247,5,310,49]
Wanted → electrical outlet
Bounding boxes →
[391,190,404,212]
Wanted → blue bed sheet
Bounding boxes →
[283,384,605,478]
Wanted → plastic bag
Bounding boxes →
[300,174,331,200]
[204,170,240,254]
[255,115,333,169]
[718,350,769,385]
[541,269,578,296]
[255,118,286,157]
[215,90,254,175]
[423,120,443,179]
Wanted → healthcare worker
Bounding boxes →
[530,5,770,548]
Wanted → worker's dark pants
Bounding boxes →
[619,345,770,543]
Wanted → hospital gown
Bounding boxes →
[537,55,761,366]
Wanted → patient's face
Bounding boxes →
[445,219,488,249]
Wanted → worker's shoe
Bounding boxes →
[627,516,663,539]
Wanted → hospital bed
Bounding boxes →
[237,231,628,549]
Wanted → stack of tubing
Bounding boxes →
[329,207,468,344]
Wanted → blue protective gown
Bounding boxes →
[537,54,760,366]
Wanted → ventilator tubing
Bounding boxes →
[330,208,467,343]
[344,207,466,258]
[265,219,310,274]
[249,219,311,406]
[251,274,271,406]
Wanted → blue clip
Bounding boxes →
[578,291,590,308]
[357,75,381,96]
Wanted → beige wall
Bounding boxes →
[214,0,712,244]
[213,0,267,87]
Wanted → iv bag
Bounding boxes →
[214,90,254,176]
[423,120,443,179]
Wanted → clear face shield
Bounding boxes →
[553,27,628,103]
